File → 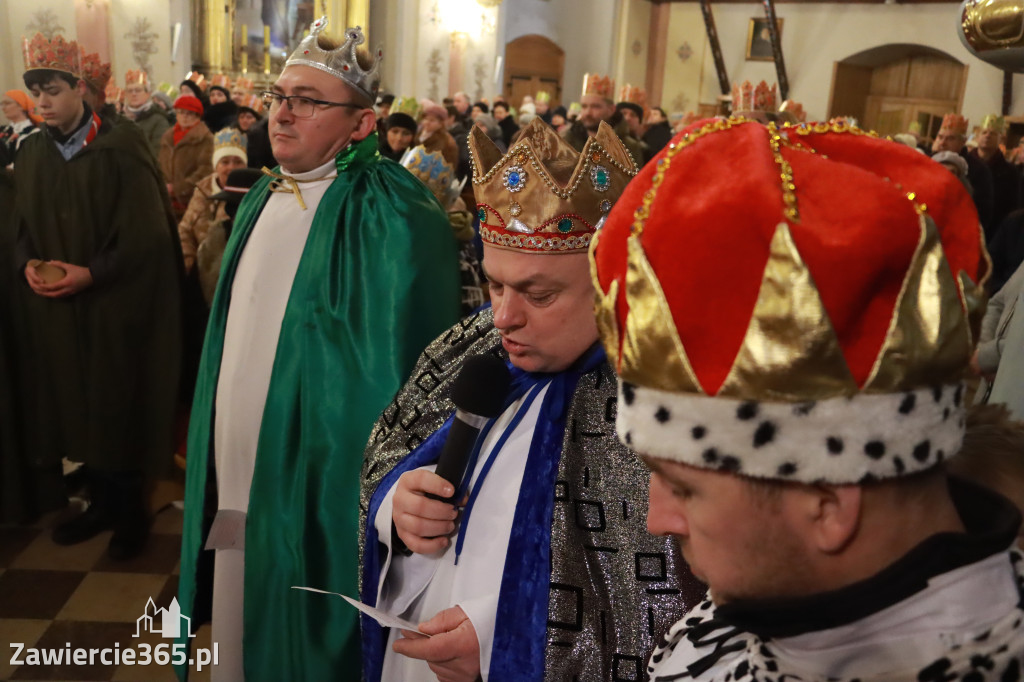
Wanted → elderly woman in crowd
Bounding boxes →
[0,90,41,166]
[159,95,214,220]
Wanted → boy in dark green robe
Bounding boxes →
[11,33,181,558]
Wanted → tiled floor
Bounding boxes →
[0,481,213,682]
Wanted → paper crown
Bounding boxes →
[590,118,988,484]
[213,128,247,165]
[104,82,122,103]
[617,84,647,108]
[392,96,421,119]
[286,18,382,102]
[125,69,149,89]
[536,90,552,104]
[233,77,255,92]
[470,117,638,254]
[400,146,462,209]
[80,50,111,92]
[22,33,81,76]
[238,94,264,115]
[185,71,207,91]
[779,99,806,122]
[981,113,1006,133]
[582,73,615,100]
[941,114,969,136]
[731,80,777,113]
[210,74,231,88]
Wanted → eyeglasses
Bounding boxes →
[261,91,364,119]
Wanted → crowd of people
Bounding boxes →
[2,15,1024,682]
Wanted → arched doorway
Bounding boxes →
[504,34,564,107]
[828,44,967,140]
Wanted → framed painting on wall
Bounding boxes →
[746,18,782,61]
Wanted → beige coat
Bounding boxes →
[177,172,229,273]
[158,122,214,217]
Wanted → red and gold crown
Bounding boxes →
[582,73,615,100]
[470,117,637,254]
[233,77,255,93]
[941,113,968,136]
[125,69,149,89]
[22,33,81,76]
[80,50,111,92]
[591,118,988,483]
[779,99,806,122]
[210,73,231,88]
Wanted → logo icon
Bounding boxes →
[134,597,195,639]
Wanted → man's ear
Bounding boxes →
[351,107,378,142]
[804,484,862,554]
[76,80,89,98]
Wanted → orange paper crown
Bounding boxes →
[210,73,231,88]
[104,82,123,103]
[582,73,615,100]
[80,50,111,92]
[591,118,988,483]
[185,71,208,91]
[731,80,777,113]
[941,114,969,136]
[617,85,647,109]
[22,33,81,76]
[470,117,637,254]
[125,69,149,89]
[238,94,264,115]
[233,77,255,92]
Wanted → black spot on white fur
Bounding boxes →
[827,437,844,454]
[899,393,916,414]
[692,426,706,440]
[622,382,635,405]
[655,406,670,423]
[737,402,759,421]
[753,421,776,447]
[932,386,943,403]
[720,456,741,472]
[777,462,797,476]
[913,440,931,462]
[703,448,719,463]
[864,441,886,459]
[793,401,816,416]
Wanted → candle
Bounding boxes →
[241,24,247,73]
[264,25,270,74]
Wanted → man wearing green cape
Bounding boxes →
[176,18,460,681]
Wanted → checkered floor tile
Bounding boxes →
[0,482,211,682]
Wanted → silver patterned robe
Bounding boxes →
[360,308,707,680]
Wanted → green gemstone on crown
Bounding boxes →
[557,218,573,233]
[478,207,487,222]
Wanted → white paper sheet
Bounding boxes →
[290,587,429,636]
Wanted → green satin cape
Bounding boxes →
[176,133,460,680]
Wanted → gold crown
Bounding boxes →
[469,117,637,254]
[981,114,1006,133]
[22,33,81,76]
[617,84,646,108]
[392,96,421,119]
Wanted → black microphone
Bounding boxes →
[429,353,511,502]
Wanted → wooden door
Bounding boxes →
[504,34,565,106]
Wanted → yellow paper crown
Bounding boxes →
[469,117,637,254]
[981,114,1006,133]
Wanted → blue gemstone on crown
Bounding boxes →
[502,165,527,193]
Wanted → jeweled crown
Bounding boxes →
[80,50,111,92]
[470,117,637,254]
[286,18,382,102]
[731,80,777,113]
[23,33,81,76]
[401,146,461,209]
